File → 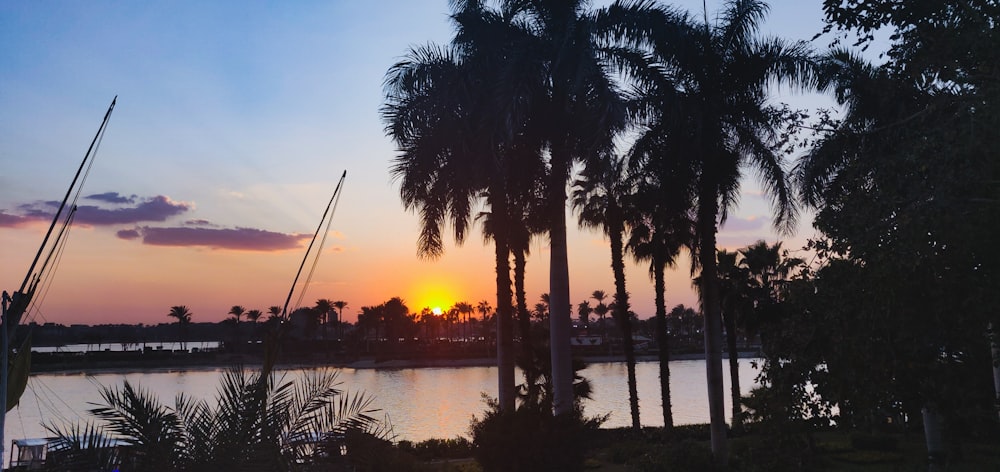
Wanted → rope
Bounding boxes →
[293,176,346,312]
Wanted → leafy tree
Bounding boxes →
[786,1,1000,453]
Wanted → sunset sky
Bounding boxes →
[1,1,860,325]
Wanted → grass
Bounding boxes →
[400,427,1000,471]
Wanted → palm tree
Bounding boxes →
[452,301,473,341]
[716,248,750,431]
[573,152,643,431]
[46,367,392,470]
[591,290,610,348]
[267,305,282,321]
[501,0,673,417]
[246,309,264,344]
[227,305,245,324]
[628,192,691,431]
[227,305,246,354]
[332,300,348,340]
[382,1,534,411]
[632,0,814,460]
[167,305,192,351]
[576,300,593,330]
[315,299,334,340]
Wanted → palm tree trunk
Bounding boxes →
[725,307,742,432]
[699,186,728,465]
[610,218,641,431]
[491,187,516,413]
[549,145,574,417]
[514,248,540,404]
[654,260,673,430]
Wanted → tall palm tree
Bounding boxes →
[246,309,264,344]
[315,299,334,340]
[332,300,348,340]
[227,305,246,354]
[628,189,691,431]
[502,0,670,417]
[382,1,536,411]
[573,152,643,431]
[576,300,593,330]
[632,0,814,460]
[716,248,750,431]
[167,305,192,351]
[590,290,608,339]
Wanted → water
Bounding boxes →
[3,359,758,457]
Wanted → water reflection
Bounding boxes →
[5,359,759,449]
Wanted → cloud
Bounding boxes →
[86,192,136,204]
[185,219,214,226]
[0,210,42,228]
[116,228,141,240]
[719,215,767,232]
[121,226,311,251]
[75,196,191,225]
[5,195,191,226]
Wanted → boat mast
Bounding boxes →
[280,170,347,318]
[1,97,116,470]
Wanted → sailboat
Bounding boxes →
[2,97,116,470]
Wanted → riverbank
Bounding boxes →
[27,350,760,375]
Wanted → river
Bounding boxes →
[4,358,758,456]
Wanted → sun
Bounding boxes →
[412,279,458,315]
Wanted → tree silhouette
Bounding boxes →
[167,305,192,351]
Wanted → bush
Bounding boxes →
[398,437,474,461]
[630,439,717,472]
[469,399,604,472]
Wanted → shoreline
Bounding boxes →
[27,351,761,376]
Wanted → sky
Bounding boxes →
[1,1,859,326]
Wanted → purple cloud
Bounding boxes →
[86,192,136,204]
[0,210,42,228]
[6,195,190,227]
[124,226,311,251]
[116,228,141,240]
[74,196,190,225]
[185,219,214,226]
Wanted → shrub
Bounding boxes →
[399,437,474,461]
[630,439,716,472]
[469,399,605,472]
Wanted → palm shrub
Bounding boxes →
[43,366,392,471]
[471,331,607,472]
